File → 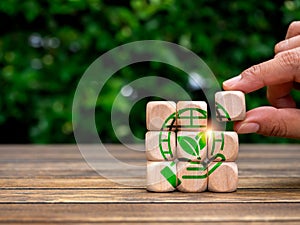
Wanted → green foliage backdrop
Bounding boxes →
[1,0,300,143]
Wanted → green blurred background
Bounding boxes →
[1,0,300,144]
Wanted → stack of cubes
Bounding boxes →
[146,91,246,193]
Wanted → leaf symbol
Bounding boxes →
[196,132,206,150]
[177,136,199,157]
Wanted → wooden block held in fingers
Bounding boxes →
[207,131,239,162]
[147,161,177,192]
[177,161,207,192]
[177,101,207,131]
[208,162,238,192]
[145,131,176,161]
[146,101,176,131]
[215,91,246,121]
[177,131,207,161]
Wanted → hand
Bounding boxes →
[223,21,300,139]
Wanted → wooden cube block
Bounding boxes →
[177,161,207,192]
[145,131,176,161]
[207,131,239,162]
[177,131,207,161]
[208,162,238,192]
[147,161,177,192]
[177,101,207,131]
[146,101,176,131]
[215,91,246,121]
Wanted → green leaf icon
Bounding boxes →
[196,132,206,150]
[177,136,199,157]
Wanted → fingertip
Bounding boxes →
[234,121,260,134]
[222,75,242,90]
[234,107,300,139]
[274,42,283,54]
[235,122,260,134]
[286,21,300,39]
[233,121,242,133]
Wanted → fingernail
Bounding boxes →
[276,40,288,52]
[223,75,242,88]
[237,123,260,134]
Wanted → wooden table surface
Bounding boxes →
[0,144,300,224]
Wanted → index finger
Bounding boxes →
[223,48,300,93]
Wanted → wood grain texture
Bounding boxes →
[177,161,207,192]
[215,91,246,121]
[146,131,176,161]
[208,162,238,192]
[177,101,207,131]
[0,188,300,203]
[2,223,299,225]
[0,203,299,223]
[0,144,299,224]
[146,161,177,192]
[207,131,239,161]
[0,177,299,189]
[146,101,176,131]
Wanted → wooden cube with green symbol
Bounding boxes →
[146,131,176,161]
[177,101,207,131]
[177,131,207,162]
[177,161,207,192]
[207,131,239,162]
[146,161,178,192]
[146,101,176,131]
[145,99,241,193]
[215,91,246,122]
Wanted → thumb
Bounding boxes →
[234,106,300,139]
